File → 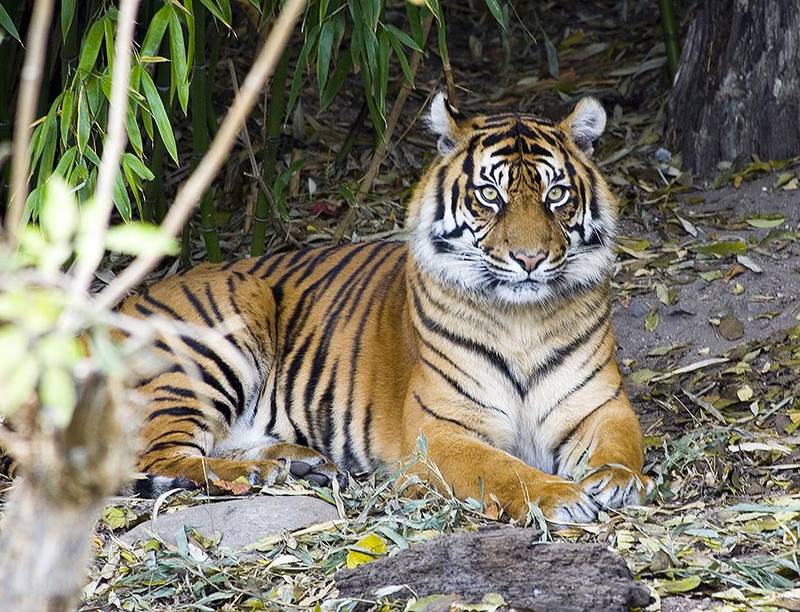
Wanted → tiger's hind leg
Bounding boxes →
[125,268,342,496]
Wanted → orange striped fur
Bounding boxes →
[116,95,650,521]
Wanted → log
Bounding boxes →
[335,527,652,611]
[667,0,800,176]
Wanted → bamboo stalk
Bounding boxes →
[144,61,172,223]
[95,0,308,311]
[5,0,56,244]
[658,0,680,80]
[192,1,222,262]
[250,47,289,256]
[332,14,433,243]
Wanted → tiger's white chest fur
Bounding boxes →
[451,300,607,478]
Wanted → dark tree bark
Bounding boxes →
[335,528,652,611]
[667,0,800,176]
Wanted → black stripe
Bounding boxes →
[179,334,245,414]
[433,165,447,222]
[226,277,242,314]
[413,393,486,439]
[417,334,481,387]
[204,282,224,322]
[341,250,399,470]
[411,284,525,396]
[143,293,182,320]
[143,440,206,456]
[147,406,205,421]
[318,360,339,457]
[246,254,271,275]
[528,302,610,386]
[553,383,623,472]
[283,331,315,446]
[181,284,215,326]
[421,357,507,417]
[154,383,235,423]
[362,401,374,468]
[539,352,613,424]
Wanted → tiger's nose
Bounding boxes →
[510,250,547,272]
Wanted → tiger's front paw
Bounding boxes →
[508,477,598,524]
[580,466,653,510]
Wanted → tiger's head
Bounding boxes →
[407,93,617,305]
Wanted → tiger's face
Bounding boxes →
[408,94,617,305]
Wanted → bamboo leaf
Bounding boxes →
[384,23,423,52]
[316,19,335,94]
[54,147,78,178]
[106,222,179,256]
[77,88,90,154]
[140,69,179,165]
[125,108,144,157]
[61,0,76,39]
[60,89,74,147]
[113,172,132,222]
[37,98,61,185]
[168,7,190,112]
[320,49,353,110]
[287,24,320,119]
[78,19,105,78]
[141,6,171,57]
[387,34,414,87]
[122,152,155,181]
[103,14,115,66]
[198,0,232,28]
[483,0,507,30]
[0,1,20,43]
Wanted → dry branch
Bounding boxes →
[4,0,55,245]
[72,0,142,293]
[94,0,308,311]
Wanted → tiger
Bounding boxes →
[112,94,651,522]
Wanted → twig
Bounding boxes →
[72,0,141,293]
[94,0,308,311]
[4,0,55,245]
[332,14,433,243]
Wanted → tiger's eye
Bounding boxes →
[479,185,499,202]
[546,185,567,204]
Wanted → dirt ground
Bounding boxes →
[615,175,800,371]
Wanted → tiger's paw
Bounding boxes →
[260,443,347,489]
[289,459,348,488]
[510,478,598,524]
[579,466,653,510]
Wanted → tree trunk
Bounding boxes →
[0,376,139,611]
[667,0,800,176]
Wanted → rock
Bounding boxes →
[122,495,338,551]
[335,527,652,612]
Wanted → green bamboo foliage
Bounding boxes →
[0,0,506,260]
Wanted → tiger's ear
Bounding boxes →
[427,92,465,155]
[561,97,606,156]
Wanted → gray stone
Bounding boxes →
[122,495,338,551]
